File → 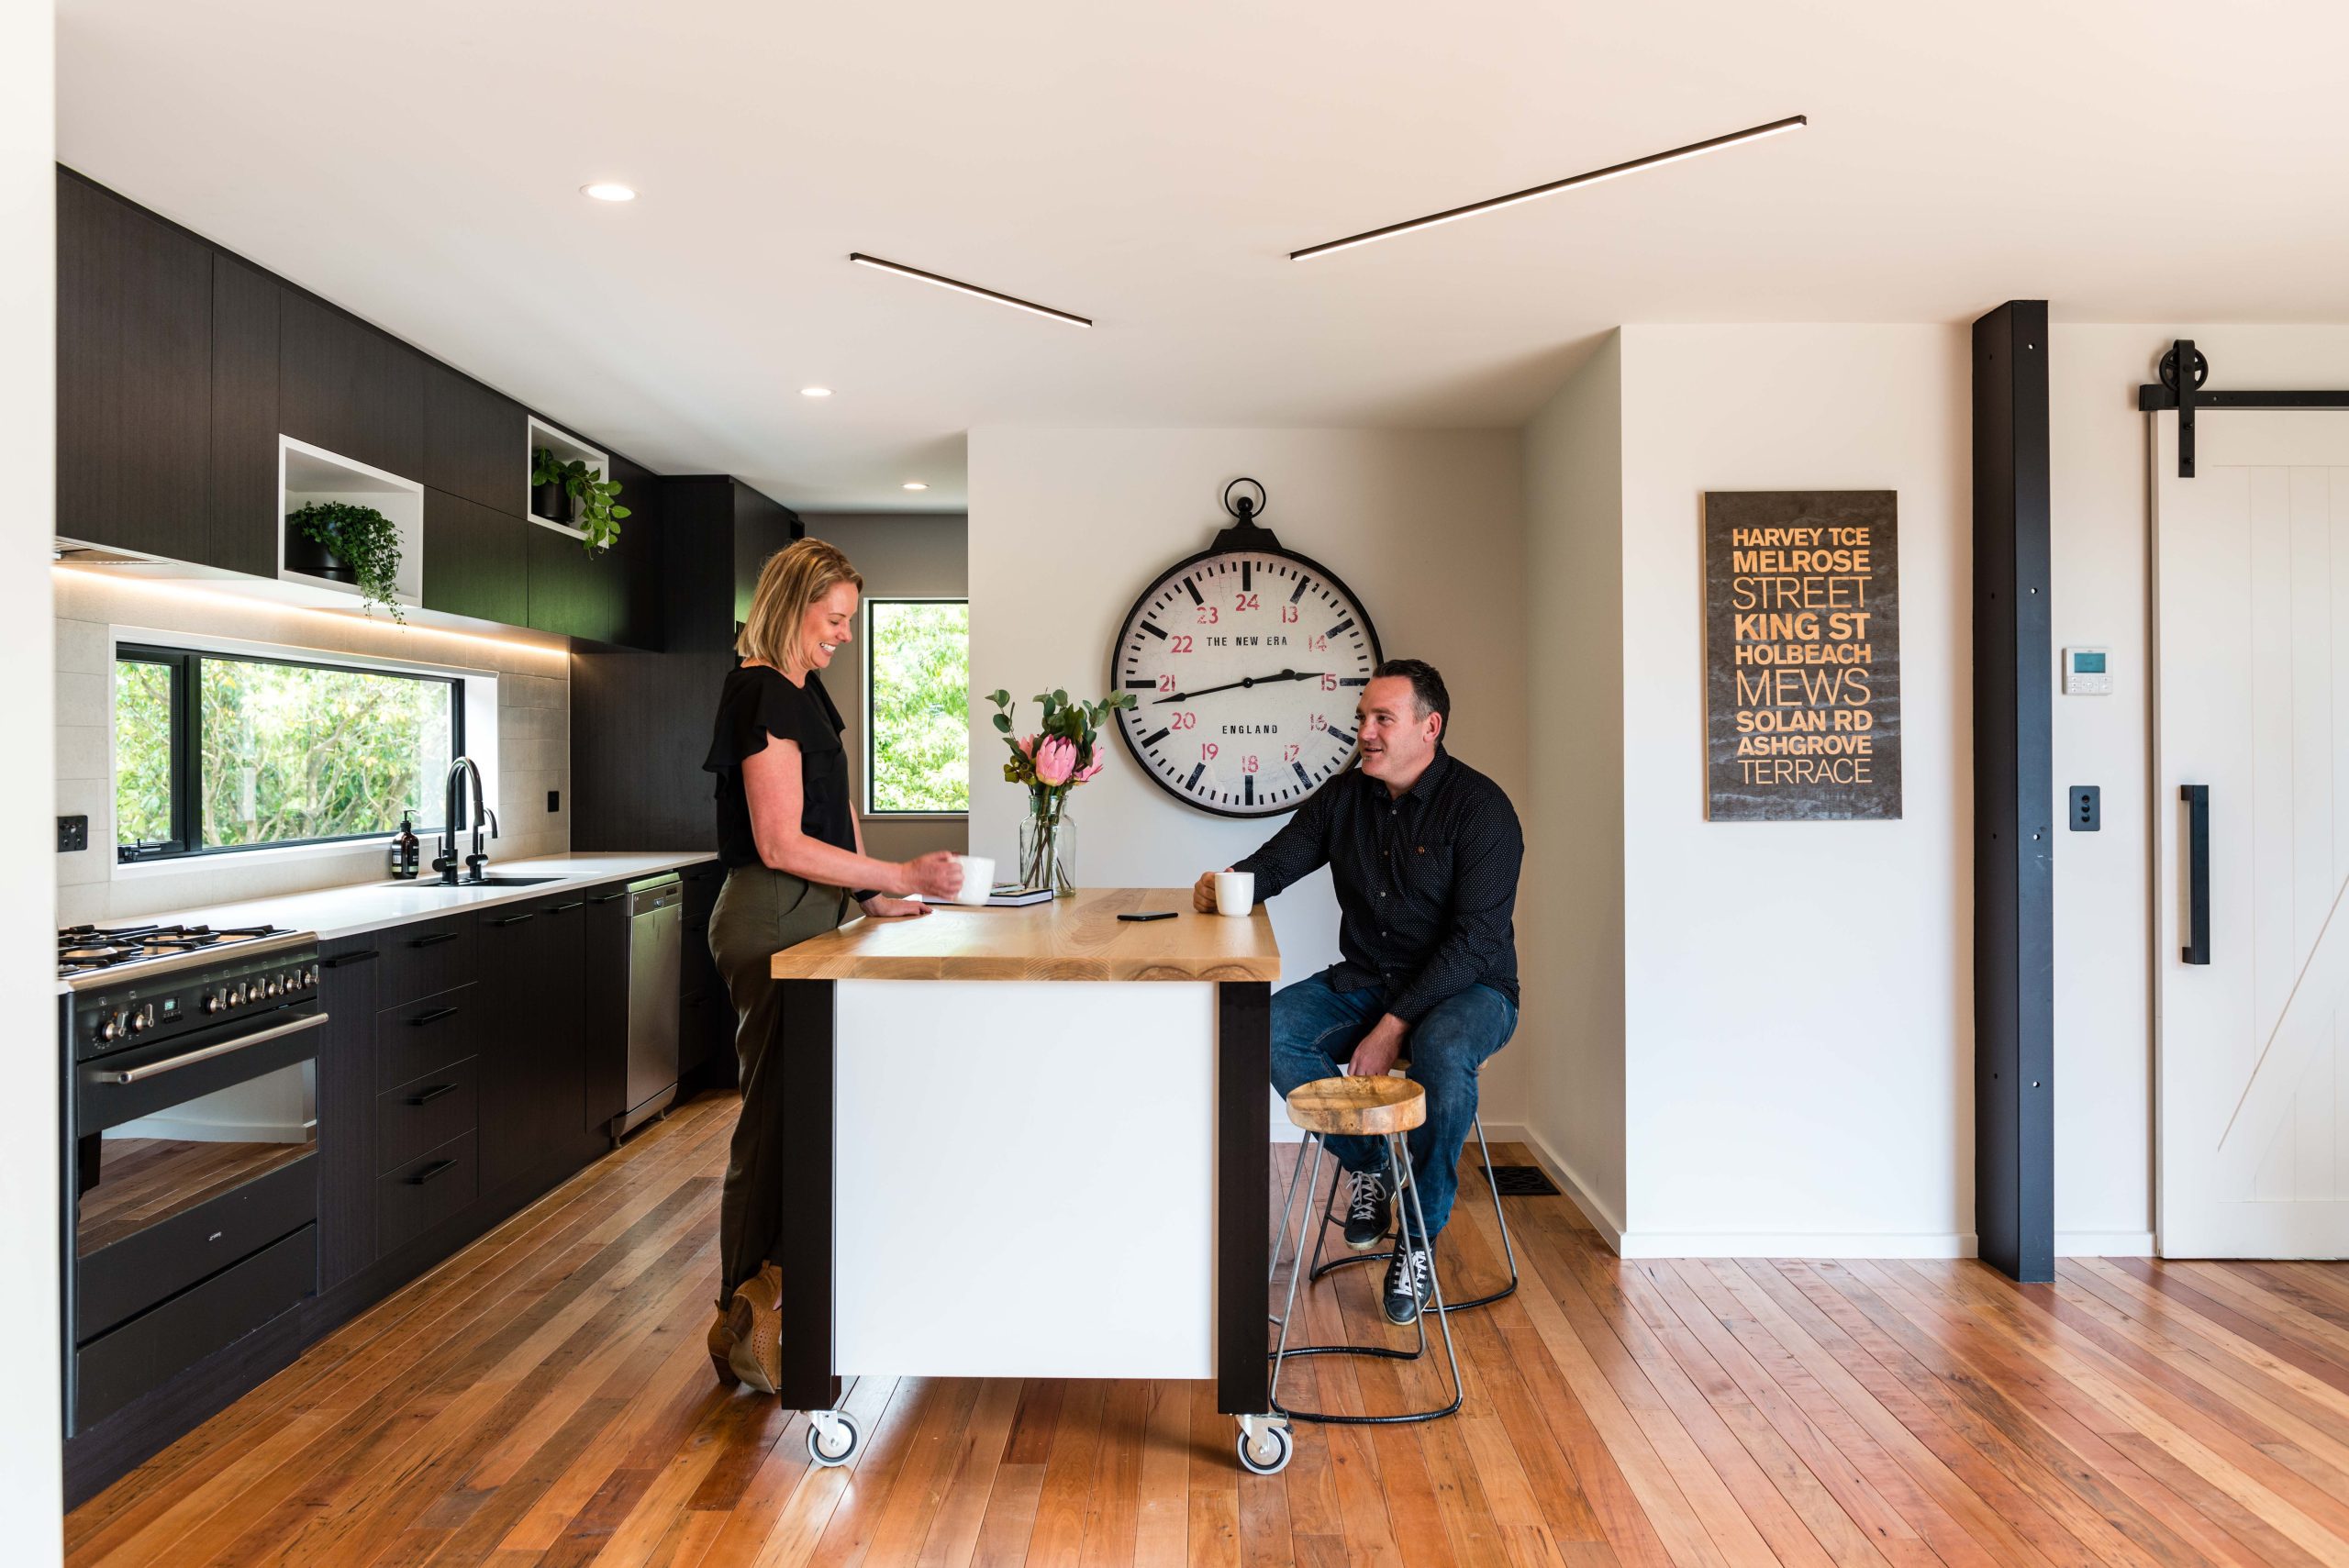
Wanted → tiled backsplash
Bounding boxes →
[54,568,572,925]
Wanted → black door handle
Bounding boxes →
[487,911,539,927]
[324,949,381,968]
[587,891,628,904]
[406,1083,459,1106]
[409,1005,461,1027]
[2182,784,2210,964]
[548,900,585,914]
[406,1157,457,1185]
[409,930,460,949]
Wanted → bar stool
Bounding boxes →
[1298,1058,1520,1312]
[1257,1075,1462,1468]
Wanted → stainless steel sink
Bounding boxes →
[379,873,565,889]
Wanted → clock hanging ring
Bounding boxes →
[1107,479,1384,818]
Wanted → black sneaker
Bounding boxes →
[1383,1235,1437,1325]
[1342,1168,1391,1250]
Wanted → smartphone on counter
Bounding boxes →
[1117,910,1178,922]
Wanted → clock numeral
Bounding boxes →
[1308,634,1329,651]
[1320,672,1339,691]
[1281,605,1299,624]
[1242,754,1260,774]
[1170,711,1197,730]
[1170,634,1194,653]
[1197,605,1219,625]
[1234,591,1260,612]
[1157,673,1176,695]
[1200,741,1219,762]
[1309,713,1325,731]
[1283,744,1300,763]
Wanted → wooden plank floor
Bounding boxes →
[64,1092,2349,1567]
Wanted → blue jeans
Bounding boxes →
[1268,973,1518,1240]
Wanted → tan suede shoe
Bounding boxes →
[707,1308,741,1388]
[726,1263,784,1394]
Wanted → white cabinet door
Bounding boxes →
[2156,409,2349,1257]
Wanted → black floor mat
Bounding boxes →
[1484,1164,1560,1196]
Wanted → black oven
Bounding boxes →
[62,931,325,1434]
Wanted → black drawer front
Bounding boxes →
[76,1153,317,1340]
[682,860,722,922]
[376,984,476,1090]
[377,1132,477,1257]
[376,1057,479,1174]
[74,1223,316,1432]
[378,917,476,1008]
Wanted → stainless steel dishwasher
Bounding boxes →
[618,872,684,1139]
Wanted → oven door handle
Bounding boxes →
[102,1012,330,1084]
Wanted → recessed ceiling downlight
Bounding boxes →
[581,183,637,202]
[902,482,929,491]
[801,387,834,398]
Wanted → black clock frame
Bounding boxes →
[1107,513,1385,820]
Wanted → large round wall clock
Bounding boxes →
[1109,480,1383,818]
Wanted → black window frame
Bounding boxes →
[115,642,466,863]
[861,595,971,819]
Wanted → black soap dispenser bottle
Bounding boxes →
[394,812,421,879]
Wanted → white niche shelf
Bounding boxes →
[276,435,425,611]
[527,415,605,540]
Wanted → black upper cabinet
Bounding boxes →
[422,489,527,628]
[56,172,212,563]
[607,453,663,650]
[423,363,524,515]
[207,258,282,580]
[524,452,661,650]
[279,292,424,480]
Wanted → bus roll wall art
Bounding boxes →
[1702,490,1901,821]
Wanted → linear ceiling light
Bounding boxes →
[849,252,1093,328]
[1289,114,1808,261]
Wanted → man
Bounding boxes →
[1194,658,1521,1325]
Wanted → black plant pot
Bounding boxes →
[532,480,573,523]
[284,525,356,583]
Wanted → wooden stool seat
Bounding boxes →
[1286,1074,1425,1137]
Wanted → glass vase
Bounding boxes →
[1019,791,1076,897]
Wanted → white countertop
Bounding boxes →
[96,851,721,947]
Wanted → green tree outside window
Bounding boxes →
[865,601,970,814]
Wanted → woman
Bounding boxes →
[701,538,963,1391]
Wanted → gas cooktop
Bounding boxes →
[58,922,297,980]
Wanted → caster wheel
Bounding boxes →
[1236,1421,1292,1475]
[807,1411,862,1467]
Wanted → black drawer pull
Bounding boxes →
[548,900,585,913]
[587,890,628,904]
[488,911,539,927]
[325,949,381,968]
[406,1082,459,1106]
[406,1158,457,1185]
[686,865,718,881]
[408,930,461,949]
[409,1005,461,1027]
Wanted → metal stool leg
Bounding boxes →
[1266,1128,1463,1427]
[1308,1108,1519,1311]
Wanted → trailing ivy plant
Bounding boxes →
[530,445,562,490]
[559,459,629,552]
[288,500,405,621]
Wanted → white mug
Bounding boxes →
[1214,870,1255,918]
[949,854,996,906]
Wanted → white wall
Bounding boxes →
[1520,336,1629,1239]
[53,573,572,924]
[2,0,63,1551]
[967,428,1528,1126]
[1614,325,1976,1257]
[2047,324,2349,1255]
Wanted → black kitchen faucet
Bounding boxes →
[434,756,498,884]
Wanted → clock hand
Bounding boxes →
[1153,668,1322,705]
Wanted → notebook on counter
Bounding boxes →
[984,884,1053,907]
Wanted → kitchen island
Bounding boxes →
[766,886,1280,1463]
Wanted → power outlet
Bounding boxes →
[546,789,561,813]
[58,815,88,852]
[2069,784,2100,832]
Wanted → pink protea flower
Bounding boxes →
[1074,752,1104,784]
[1034,736,1077,786]
[1017,734,1038,761]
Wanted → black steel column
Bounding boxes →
[774,978,840,1408]
[1215,982,1270,1414]
[1971,301,2054,1283]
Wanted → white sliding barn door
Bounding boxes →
[2156,409,2349,1257]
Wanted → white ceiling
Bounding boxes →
[57,1,2349,510]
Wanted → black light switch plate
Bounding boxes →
[58,815,88,852]
[546,789,561,813]
[2069,785,2100,831]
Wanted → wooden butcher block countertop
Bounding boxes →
[768,886,1281,983]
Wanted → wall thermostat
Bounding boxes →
[2063,646,2112,695]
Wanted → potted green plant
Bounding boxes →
[285,501,406,621]
[562,460,630,551]
[530,446,573,524]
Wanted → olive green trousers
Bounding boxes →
[707,863,851,1306]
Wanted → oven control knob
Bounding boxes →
[264,976,284,998]
[128,1008,150,1036]
[97,1013,120,1043]
[228,984,249,1006]
[303,966,317,988]
[202,991,225,1015]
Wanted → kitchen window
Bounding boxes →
[863,598,969,816]
[114,645,463,861]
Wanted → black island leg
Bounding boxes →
[774,977,840,1410]
[1216,980,1271,1414]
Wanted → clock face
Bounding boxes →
[1110,545,1381,817]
